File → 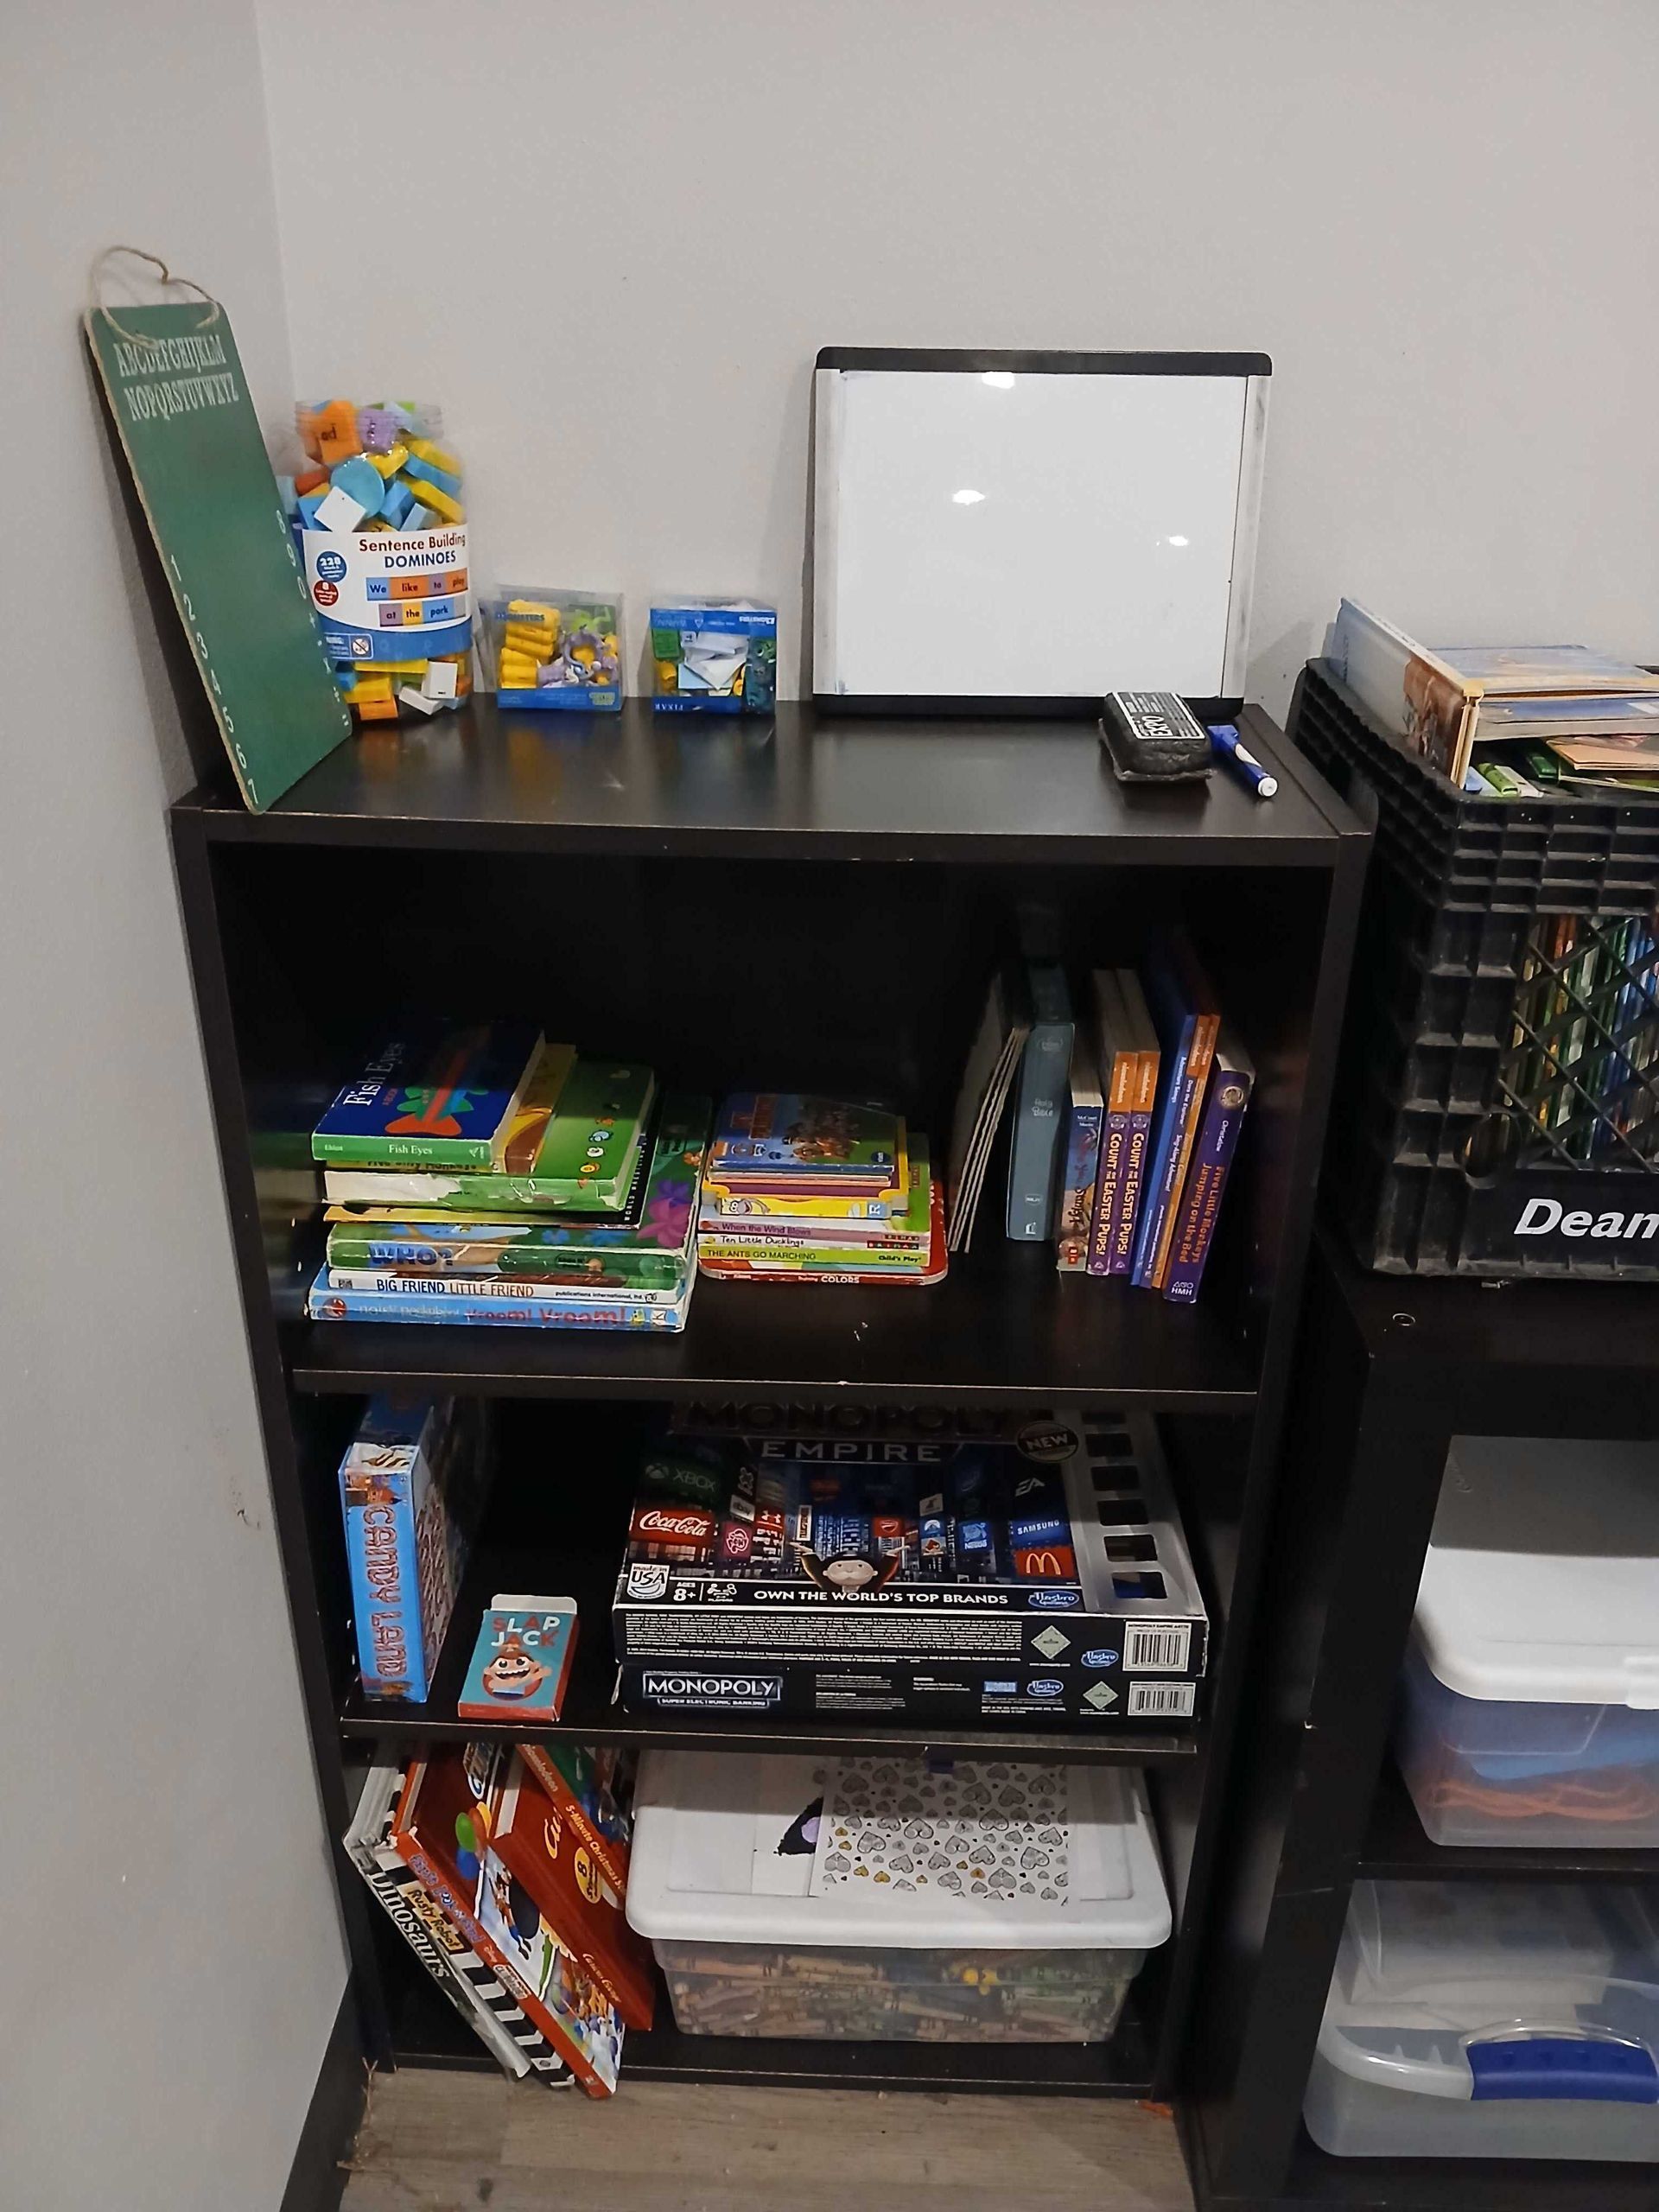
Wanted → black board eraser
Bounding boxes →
[1098,691,1214,783]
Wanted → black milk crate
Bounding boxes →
[1291,660,1659,1277]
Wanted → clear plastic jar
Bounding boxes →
[281,398,471,721]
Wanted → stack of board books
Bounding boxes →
[303,1021,709,1331]
[1046,936,1255,1304]
[696,1094,947,1285]
[346,1739,645,2096]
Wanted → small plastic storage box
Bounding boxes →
[1305,1880,1659,2160]
[626,1751,1170,2042]
[1395,1437,1659,1848]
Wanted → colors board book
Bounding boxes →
[313,1021,543,1167]
[699,1139,932,1260]
[698,1150,938,1274]
[699,1171,947,1285]
[458,1597,578,1723]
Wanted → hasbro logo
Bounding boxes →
[315,550,347,582]
[1027,1589,1082,1610]
[1081,1648,1121,1669]
[982,1680,1019,1694]
[1026,1678,1065,1698]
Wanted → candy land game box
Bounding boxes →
[613,1402,1207,1724]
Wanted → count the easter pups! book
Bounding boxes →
[458,1597,578,1722]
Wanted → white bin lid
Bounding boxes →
[626,1751,1171,1951]
[1414,1438,1659,1707]
[1318,1881,1659,2101]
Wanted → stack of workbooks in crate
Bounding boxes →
[303,1022,709,1330]
[696,1094,946,1285]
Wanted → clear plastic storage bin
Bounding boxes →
[626,1751,1170,2044]
[1394,1437,1659,1849]
[1305,1880,1659,2161]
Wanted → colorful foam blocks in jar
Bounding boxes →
[487,590,624,711]
[289,397,471,724]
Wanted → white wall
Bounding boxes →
[0,10,347,2209]
[257,0,1659,715]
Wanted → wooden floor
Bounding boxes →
[341,2068,1194,2212]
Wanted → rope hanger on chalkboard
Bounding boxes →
[87,245,220,349]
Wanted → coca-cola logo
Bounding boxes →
[635,1507,711,1538]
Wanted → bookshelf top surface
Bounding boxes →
[174,701,1358,862]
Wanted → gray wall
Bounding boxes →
[259,0,1659,714]
[0,10,347,2209]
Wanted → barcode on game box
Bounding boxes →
[1128,1681,1197,1717]
[1125,1623,1192,1673]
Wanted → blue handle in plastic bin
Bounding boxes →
[1468,2035,1659,2104]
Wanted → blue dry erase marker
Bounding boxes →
[1208,723,1277,800]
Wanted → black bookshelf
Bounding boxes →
[169,696,1366,2102]
[1179,1224,1659,2210]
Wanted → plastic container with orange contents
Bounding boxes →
[285,398,471,722]
[1394,1437,1659,1849]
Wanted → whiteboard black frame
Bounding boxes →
[810,347,1272,719]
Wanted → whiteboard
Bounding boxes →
[811,352,1269,705]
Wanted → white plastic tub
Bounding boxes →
[626,1751,1170,2042]
[1395,1437,1659,1849]
[1305,1881,1659,2160]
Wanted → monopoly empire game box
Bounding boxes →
[612,1401,1207,1724]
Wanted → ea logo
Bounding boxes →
[315,550,347,582]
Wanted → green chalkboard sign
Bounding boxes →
[86,299,352,811]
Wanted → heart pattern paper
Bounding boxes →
[809,1758,1071,1904]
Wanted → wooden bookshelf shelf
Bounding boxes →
[290,1235,1260,1409]
[341,1526,1202,1768]
[168,702,1366,2113]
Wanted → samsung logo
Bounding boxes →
[1027,1589,1082,1610]
[1516,1198,1659,1242]
[1081,1648,1121,1669]
[1026,1678,1065,1698]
